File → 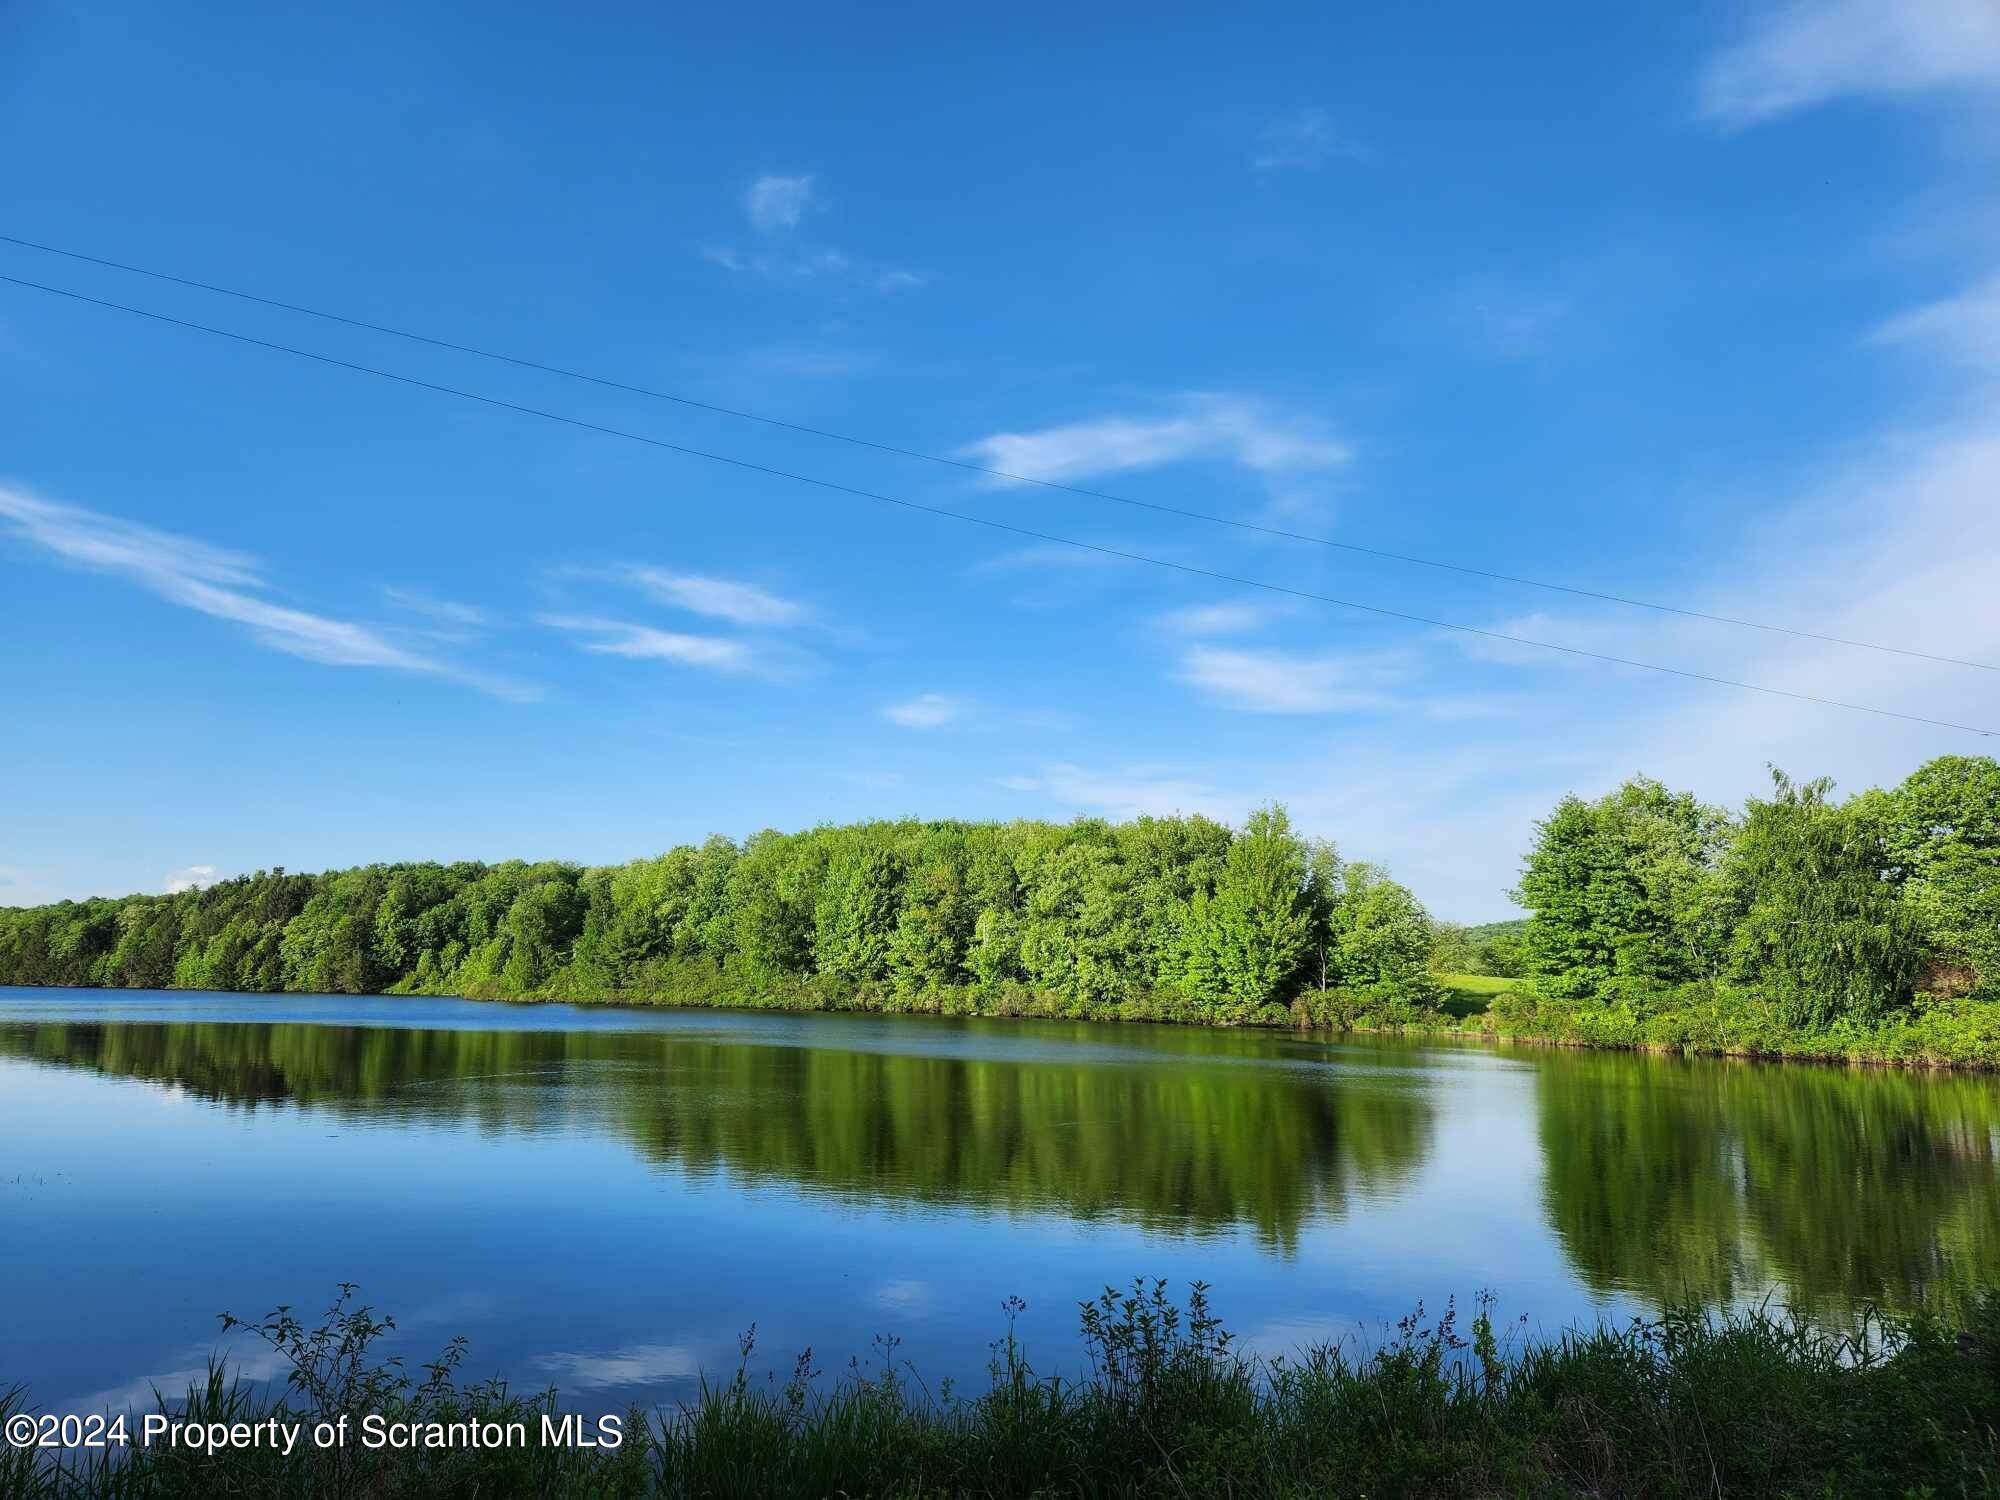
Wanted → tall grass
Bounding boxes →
[5,1279,1997,1497]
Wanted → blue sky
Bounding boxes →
[3,0,1999,920]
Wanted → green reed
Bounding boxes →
[5,1279,1996,1498]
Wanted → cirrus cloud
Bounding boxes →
[1252,107,1374,172]
[1699,0,2000,127]
[1177,646,1409,714]
[744,174,817,232]
[1870,271,2000,369]
[537,614,758,672]
[622,567,809,627]
[0,486,537,700]
[884,692,963,729]
[963,394,1349,487]
[1153,602,1273,636]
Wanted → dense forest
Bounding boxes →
[2,754,1995,1058]
[0,808,1438,1025]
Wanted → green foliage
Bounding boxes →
[1429,920,1508,975]
[12,1280,2000,1498]
[1515,776,1733,996]
[0,806,1443,1023]
[812,839,905,984]
[1178,806,1317,1021]
[1875,754,2000,997]
[887,836,972,994]
[1511,757,2000,1041]
[726,830,827,978]
[1487,981,2000,1067]
[1726,770,1919,1029]
[1331,861,1440,1005]
[1016,833,1139,1009]
[10,757,1997,1061]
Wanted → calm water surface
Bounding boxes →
[3,988,1996,1413]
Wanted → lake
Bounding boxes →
[3,988,1996,1416]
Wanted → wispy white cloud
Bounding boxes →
[884,692,963,729]
[997,763,1241,823]
[744,173,817,232]
[964,394,1349,486]
[1426,418,2000,901]
[973,542,1139,572]
[1153,602,1272,636]
[623,567,809,627]
[740,346,883,379]
[1252,107,1373,172]
[705,175,926,293]
[1444,609,1618,671]
[1870,270,2000,368]
[382,586,491,629]
[163,864,218,895]
[0,487,535,699]
[0,488,261,588]
[988,420,2000,924]
[538,614,759,672]
[1453,283,1569,360]
[1698,0,2000,128]
[1177,646,1408,714]
[704,243,928,293]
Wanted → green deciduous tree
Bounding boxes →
[1018,834,1139,1008]
[1332,862,1439,1003]
[1876,755,2000,997]
[727,830,827,977]
[1179,805,1314,1021]
[890,846,972,994]
[813,839,905,984]
[1514,776,1733,998]
[1727,770,1920,1029]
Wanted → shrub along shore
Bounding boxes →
[6,1281,1997,1498]
[440,959,2000,1070]
[2,754,1995,1067]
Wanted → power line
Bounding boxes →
[4,229,1993,677]
[3,268,1993,739]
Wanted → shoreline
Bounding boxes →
[8,974,1996,1072]
[6,1279,1996,1498]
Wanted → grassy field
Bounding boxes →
[1434,971,1517,1020]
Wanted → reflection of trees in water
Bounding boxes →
[1534,1050,2000,1318]
[0,1021,1434,1252]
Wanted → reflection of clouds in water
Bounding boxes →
[871,1279,934,1313]
[1234,1316,1356,1362]
[395,1287,502,1334]
[527,1342,703,1390]
[64,1339,286,1414]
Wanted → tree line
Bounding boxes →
[1513,754,2000,1024]
[4,753,1992,1039]
[0,808,1439,1023]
